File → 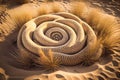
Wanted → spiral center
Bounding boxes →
[50,31,63,41]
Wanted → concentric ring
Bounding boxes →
[17,12,103,65]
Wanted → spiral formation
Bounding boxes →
[17,12,102,65]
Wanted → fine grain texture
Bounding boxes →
[0,1,119,80]
[17,12,103,65]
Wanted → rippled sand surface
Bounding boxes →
[0,0,120,80]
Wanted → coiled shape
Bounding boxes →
[17,12,102,65]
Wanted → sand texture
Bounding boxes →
[0,0,120,80]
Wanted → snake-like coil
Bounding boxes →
[17,12,103,65]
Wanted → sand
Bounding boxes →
[0,0,120,80]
